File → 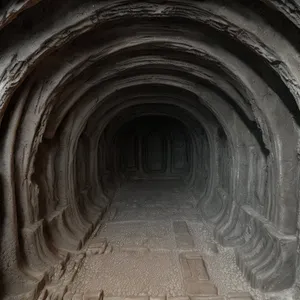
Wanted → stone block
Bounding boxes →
[83,290,103,300]
[185,280,218,296]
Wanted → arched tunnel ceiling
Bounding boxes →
[0,1,300,299]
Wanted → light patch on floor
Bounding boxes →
[113,207,201,222]
[99,221,177,250]
[189,222,268,300]
[69,251,185,297]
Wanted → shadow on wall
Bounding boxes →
[0,175,5,298]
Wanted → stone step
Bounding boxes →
[228,292,253,299]
[179,252,218,297]
[173,221,195,249]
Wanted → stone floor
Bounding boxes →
[40,180,281,300]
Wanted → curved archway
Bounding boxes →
[0,1,300,299]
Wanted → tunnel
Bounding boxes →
[0,1,300,300]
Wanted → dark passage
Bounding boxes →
[117,116,191,181]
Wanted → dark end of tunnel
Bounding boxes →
[115,115,193,182]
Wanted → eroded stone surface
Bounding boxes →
[0,1,300,299]
[99,221,176,250]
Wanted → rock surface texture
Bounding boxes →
[0,1,300,299]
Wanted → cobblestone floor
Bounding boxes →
[46,181,284,300]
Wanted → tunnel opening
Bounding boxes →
[116,115,192,183]
[1,1,300,300]
[92,101,216,210]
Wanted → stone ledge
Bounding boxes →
[242,206,297,241]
